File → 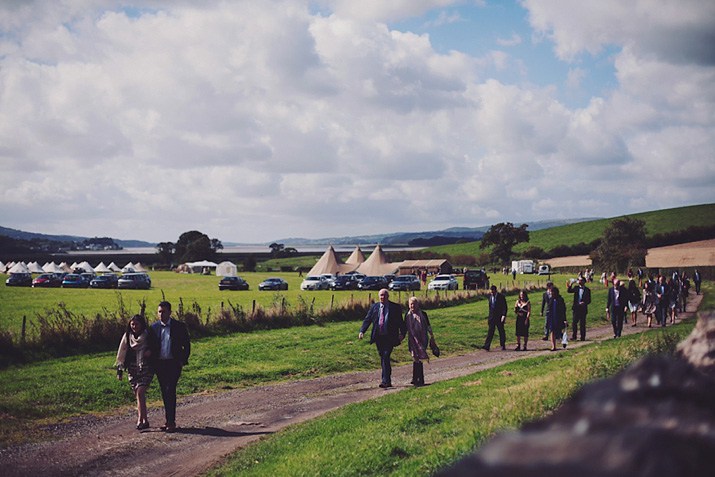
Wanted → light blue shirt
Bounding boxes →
[159,319,173,360]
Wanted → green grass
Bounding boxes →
[204,315,698,476]
[426,203,715,256]
[0,271,560,335]
[0,279,606,445]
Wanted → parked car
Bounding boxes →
[118,273,151,290]
[357,276,388,291]
[388,275,421,291]
[218,276,249,291]
[537,264,551,275]
[62,273,90,288]
[331,275,358,290]
[32,273,62,288]
[383,274,396,284]
[300,276,329,291]
[320,274,337,287]
[6,272,32,287]
[463,269,490,290]
[259,277,288,291]
[90,274,119,289]
[428,274,459,291]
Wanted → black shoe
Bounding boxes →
[480,345,490,351]
[580,338,585,341]
[542,336,549,341]
[501,345,506,351]
[514,345,521,351]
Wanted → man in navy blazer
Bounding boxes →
[359,289,405,388]
[606,279,627,338]
[567,276,591,341]
[482,285,507,351]
[150,300,190,432]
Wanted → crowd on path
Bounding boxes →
[112,267,703,428]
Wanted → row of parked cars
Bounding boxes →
[5,272,152,289]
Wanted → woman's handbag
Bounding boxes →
[429,336,440,357]
[561,332,569,348]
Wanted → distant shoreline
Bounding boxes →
[64,244,426,255]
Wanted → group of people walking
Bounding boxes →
[114,301,190,432]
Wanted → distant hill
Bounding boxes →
[274,218,600,246]
[0,226,155,248]
[425,203,715,256]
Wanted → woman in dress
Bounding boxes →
[404,296,435,386]
[668,278,679,324]
[546,286,568,351]
[115,314,155,430]
[627,277,641,327]
[641,281,657,328]
[514,290,531,351]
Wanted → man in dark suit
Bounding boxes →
[567,276,591,341]
[482,285,507,351]
[150,300,190,432]
[540,281,553,340]
[359,289,405,388]
[654,275,670,327]
[693,269,702,295]
[606,279,627,337]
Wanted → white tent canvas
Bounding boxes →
[0,261,5,272]
[94,262,111,273]
[133,262,147,272]
[76,261,95,273]
[8,262,30,274]
[43,262,65,274]
[59,262,72,272]
[27,262,44,273]
[216,261,237,277]
[122,262,136,272]
[108,262,122,272]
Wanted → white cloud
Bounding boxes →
[0,0,712,243]
[496,32,521,47]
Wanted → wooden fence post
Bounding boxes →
[330,295,334,310]
[21,315,26,346]
[252,300,256,316]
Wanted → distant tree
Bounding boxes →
[523,246,545,259]
[156,242,175,264]
[174,230,222,262]
[242,254,257,272]
[589,217,647,272]
[269,243,285,257]
[479,222,530,264]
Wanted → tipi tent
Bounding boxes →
[122,262,136,273]
[108,262,122,272]
[94,262,111,273]
[306,245,357,276]
[0,261,5,272]
[133,262,147,272]
[58,262,72,272]
[216,261,238,277]
[345,245,366,266]
[355,245,398,276]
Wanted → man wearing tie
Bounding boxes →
[150,301,191,432]
[655,275,670,327]
[606,279,627,337]
[359,289,405,388]
[567,276,591,341]
[482,285,507,351]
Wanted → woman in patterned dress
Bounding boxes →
[115,314,155,430]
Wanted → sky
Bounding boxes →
[1,0,714,244]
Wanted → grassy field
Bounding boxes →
[426,203,715,256]
[0,280,614,445]
[0,270,559,335]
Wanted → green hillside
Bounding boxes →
[426,203,715,257]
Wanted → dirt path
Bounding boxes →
[1,293,703,477]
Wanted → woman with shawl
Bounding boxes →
[546,287,568,351]
[404,296,435,386]
[115,314,155,430]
